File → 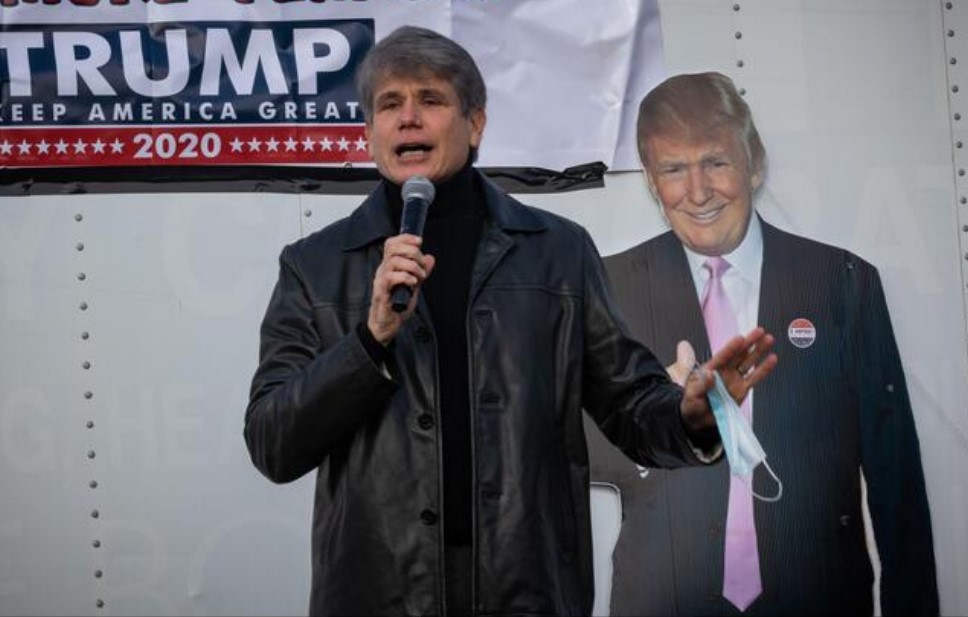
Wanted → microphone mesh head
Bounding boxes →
[402,175,436,204]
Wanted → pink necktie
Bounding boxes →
[701,256,761,611]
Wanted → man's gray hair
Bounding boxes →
[637,72,766,172]
[356,25,487,122]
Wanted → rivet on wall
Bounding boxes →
[730,1,747,100]
[304,209,313,218]
[79,200,101,614]
[947,2,966,277]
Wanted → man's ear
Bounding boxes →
[642,165,672,228]
[643,166,659,201]
[469,108,486,149]
[364,123,373,158]
[751,161,765,191]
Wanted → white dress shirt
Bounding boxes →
[681,214,764,414]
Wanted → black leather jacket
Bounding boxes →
[244,172,706,616]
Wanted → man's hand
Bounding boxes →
[368,234,436,344]
[679,327,777,433]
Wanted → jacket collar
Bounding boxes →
[341,169,546,251]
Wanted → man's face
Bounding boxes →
[365,74,486,185]
[643,129,762,256]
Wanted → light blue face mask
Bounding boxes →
[706,369,782,502]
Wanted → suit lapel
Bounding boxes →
[646,232,711,365]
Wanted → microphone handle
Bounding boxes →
[390,283,413,313]
[390,198,430,313]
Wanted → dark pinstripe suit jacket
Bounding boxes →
[586,218,938,616]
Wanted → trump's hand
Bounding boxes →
[666,340,698,387]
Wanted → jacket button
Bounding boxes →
[417,413,434,430]
[480,391,500,404]
[420,509,438,525]
[414,327,432,342]
[840,514,851,527]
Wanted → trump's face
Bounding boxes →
[643,128,762,256]
[365,74,485,185]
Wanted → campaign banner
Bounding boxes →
[0,0,663,174]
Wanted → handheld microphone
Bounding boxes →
[390,175,436,313]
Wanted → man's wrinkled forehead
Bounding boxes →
[645,126,745,161]
[372,68,450,95]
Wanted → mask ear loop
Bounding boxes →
[749,459,782,502]
[701,364,783,503]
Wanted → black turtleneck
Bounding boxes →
[383,159,485,546]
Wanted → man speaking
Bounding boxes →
[244,28,776,616]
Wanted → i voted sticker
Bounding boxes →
[788,318,816,348]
